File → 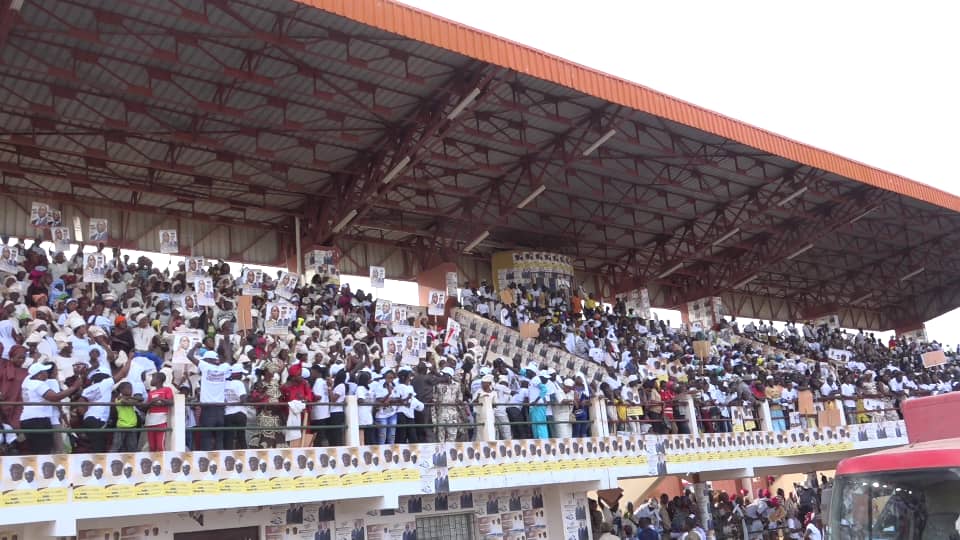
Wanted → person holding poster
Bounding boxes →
[88,219,109,242]
[159,229,178,254]
[265,303,293,335]
[375,299,392,322]
[182,294,200,316]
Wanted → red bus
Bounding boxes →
[828,393,960,539]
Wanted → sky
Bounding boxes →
[393,0,960,343]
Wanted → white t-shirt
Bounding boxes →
[20,379,53,421]
[310,379,330,421]
[197,360,230,404]
[356,386,374,425]
[395,382,415,419]
[82,378,117,422]
[132,326,157,351]
[840,383,857,408]
[329,383,346,414]
[804,523,822,540]
[223,379,248,416]
[125,356,156,400]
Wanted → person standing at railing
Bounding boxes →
[223,364,249,450]
[528,371,550,440]
[394,367,418,444]
[765,377,787,432]
[186,347,231,451]
[0,343,27,434]
[506,378,530,440]
[374,368,399,445]
[491,374,512,440]
[20,362,82,455]
[80,354,132,453]
[355,370,376,445]
[472,374,496,441]
[143,372,173,452]
[434,366,461,443]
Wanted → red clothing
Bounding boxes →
[0,362,27,428]
[280,380,314,424]
[280,380,314,403]
[147,387,174,415]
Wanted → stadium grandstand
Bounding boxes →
[0,0,954,539]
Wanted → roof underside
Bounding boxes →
[0,0,958,330]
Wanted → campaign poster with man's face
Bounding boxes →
[88,218,109,242]
[159,229,179,254]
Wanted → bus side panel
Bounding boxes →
[903,392,960,443]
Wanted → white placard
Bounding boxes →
[194,277,214,306]
[158,229,178,254]
[82,253,106,283]
[427,290,446,316]
[51,227,71,253]
[369,266,385,289]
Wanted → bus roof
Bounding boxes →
[837,437,960,476]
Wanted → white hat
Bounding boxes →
[69,318,86,331]
[441,367,455,377]
[25,332,44,344]
[230,364,248,375]
[202,351,219,361]
[498,374,510,383]
[538,370,551,378]
[481,374,494,383]
[28,363,53,377]
[563,378,575,387]
[87,326,106,338]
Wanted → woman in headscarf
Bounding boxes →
[249,368,286,449]
[528,372,550,439]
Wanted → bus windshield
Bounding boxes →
[830,468,960,540]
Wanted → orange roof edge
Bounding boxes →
[298,0,960,214]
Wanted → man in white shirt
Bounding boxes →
[187,347,231,451]
[839,375,858,424]
[309,364,332,445]
[223,364,249,450]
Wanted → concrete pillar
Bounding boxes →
[834,399,848,426]
[479,394,496,442]
[170,392,186,452]
[693,478,714,539]
[759,400,773,432]
[345,395,361,447]
[685,394,700,436]
[542,485,569,540]
[592,397,608,437]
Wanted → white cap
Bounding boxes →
[481,374,494,383]
[230,364,248,374]
[563,378,575,387]
[202,351,219,361]
[441,367,455,377]
[28,363,53,376]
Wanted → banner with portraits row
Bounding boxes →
[0,421,905,508]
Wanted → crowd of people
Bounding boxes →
[590,473,831,540]
[0,237,956,458]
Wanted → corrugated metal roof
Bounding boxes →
[299,0,960,213]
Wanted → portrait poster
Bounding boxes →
[427,290,446,316]
[241,269,263,296]
[181,293,202,316]
[88,218,109,242]
[171,331,201,366]
[444,318,461,346]
[158,229,179,254]
[445,271,459,297]
[375,299,392,323]
[51,227,71,253]
[276,271,299,300]
[369,266,385,289]
[264,302,295,335]
[194,278,215,306]
[82,253,107,284]
[0,246,17,274]
[30,201,61,228]
[185,256,205,282]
